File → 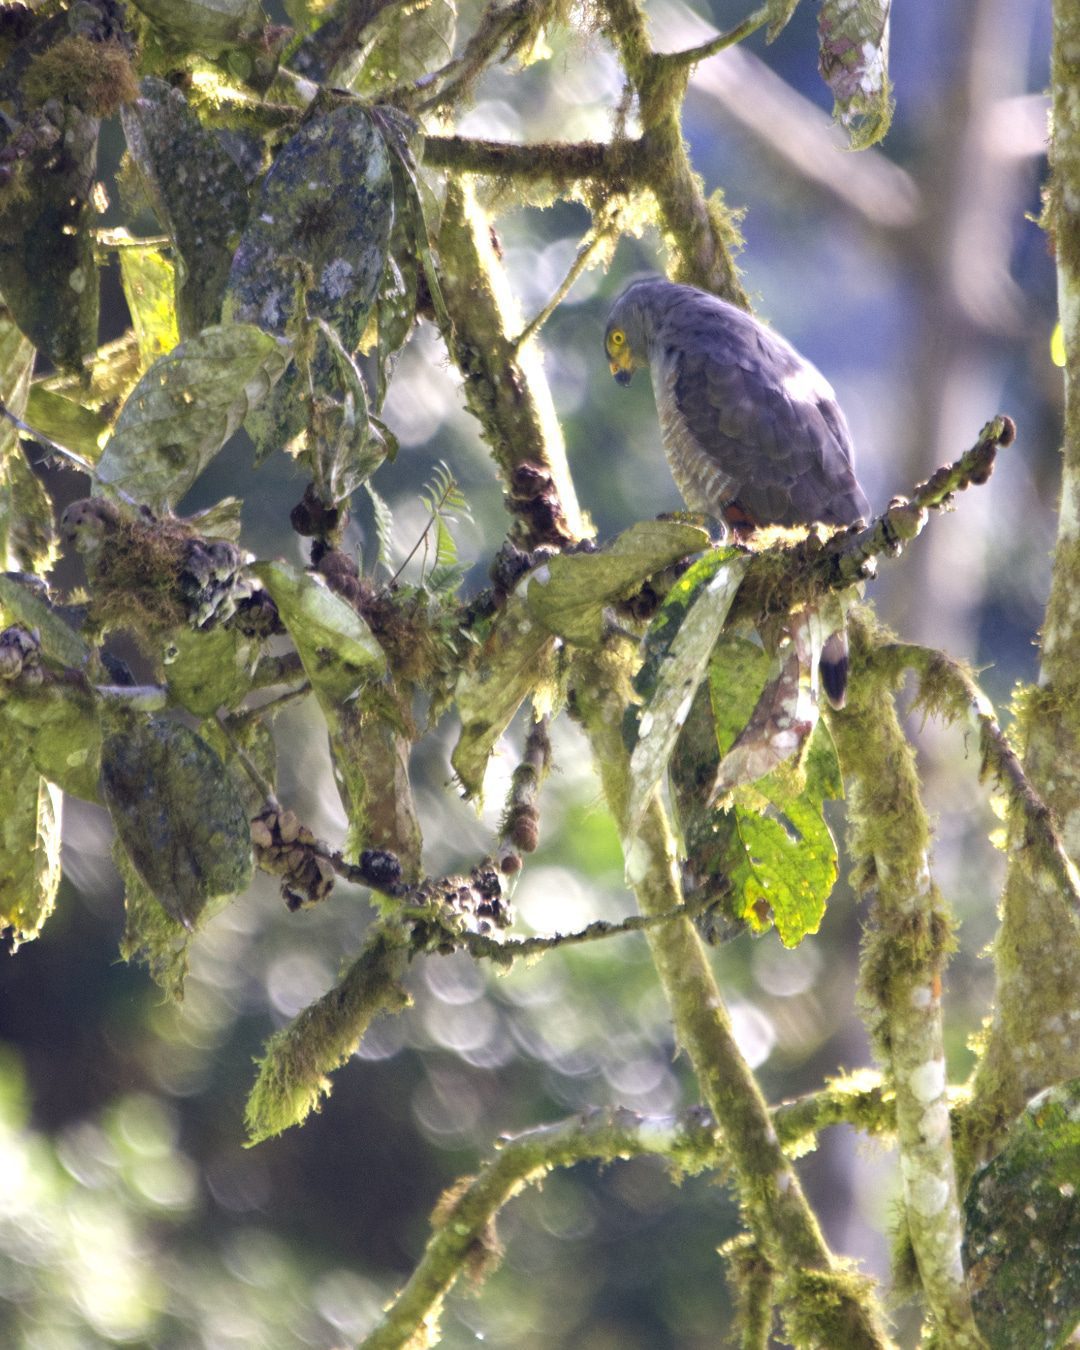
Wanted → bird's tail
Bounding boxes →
[820,628,849,709]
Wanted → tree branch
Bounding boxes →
[360,1077,898,1350]
[569,642,894,1348]
[829,613,983,1346]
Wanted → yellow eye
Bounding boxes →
[609,329,626,349]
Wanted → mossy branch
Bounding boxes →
[569,642,894,1348]
[245,927,411,1144]
[829,611,983,1346]
[360,1078,898,1350]
[867,640,1080,930]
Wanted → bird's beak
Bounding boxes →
[609,349,634,385]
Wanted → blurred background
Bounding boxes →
[0,0,1061,1345]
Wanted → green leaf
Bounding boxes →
[116,844,191,1000]
[0,306,56,574]
[365,481,394,571]
[526,520,712,648]
[251,559,386,706]
[25,386,110,462]
[121,79,251,336]
[225,100,394,459]
[117,237,180,369]
[1,676,102,802]
[965,1078,1080,1348]
[818,0,894,149]
[311,317,387,503]
[129,0,264,51]
[333,699,422,876]
[95,323,291,511]
[342,0,457,96]
[0,747,61,948]
[0,107,99,370]
[452,591,556,800]
[100,716,254,930]
[625,549,748,833]
[0,576,92,671]
[164,626,261,717]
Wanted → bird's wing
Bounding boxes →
[670,334,867,527]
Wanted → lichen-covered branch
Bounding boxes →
[361,1076,899,1350]
[962,0,1080,1171]
[569,642,894,1349]
[868,641,1080,935]
[598,0,748,302]
[829,611,982,1347]
[436,180,588,548]
[357,1104,723,1350]
[421,132,640,189]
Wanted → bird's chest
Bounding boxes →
[651,351,735,518]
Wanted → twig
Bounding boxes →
[656,3,770,72]
[250,651,307,689]
[359,1079,899,1350]
[357,1105,724,1350]
[869,640,1080,928]
[421,132,637,186]
[228,682,312,731]
[511,231,610,351]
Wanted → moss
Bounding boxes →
[22,37,138,117]
[778,1265,887,1349]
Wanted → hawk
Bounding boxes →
[604,277,870,705]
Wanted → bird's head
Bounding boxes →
[604,281,655,385]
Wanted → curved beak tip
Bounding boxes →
[612,367,633,387]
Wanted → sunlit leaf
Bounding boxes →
[252,559,386,706]
[0,307,56,574]
[452,591,556,800]
[129,0,264,51]
[965,1078,1080,1348]
[625,549,747,834]
[95,323,291,510]
[0,107,99,370]
[0,575,92,671]
[526,520,711,648]
[164,626,261,717]
[116,843,191,1000]
[225,99,394,460]
[818,0,893,149]
[121,79,250,336]
[1,672,102,802]
[25,386,110,462]
[117,238,180,368]
[0,747,61,948]
[100,716,254,930]
[343,0,456,96]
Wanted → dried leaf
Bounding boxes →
[95,323,291,510]
[625,549,746,833]
[819,0,894,150]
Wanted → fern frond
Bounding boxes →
[365,482,395,572]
